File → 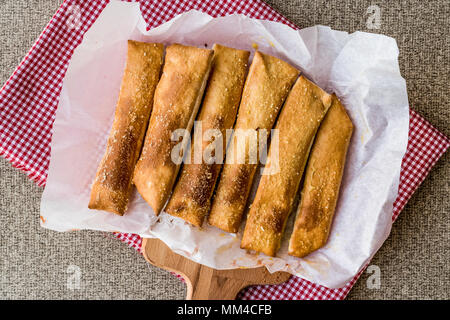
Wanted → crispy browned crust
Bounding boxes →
[88,41,164,216]
[207,51,300,233]
[288,95,353,258]
[165,44,250,227]
[133,44,214,215]
[240,76,332,256]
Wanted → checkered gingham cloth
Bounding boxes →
[0,0,448,300]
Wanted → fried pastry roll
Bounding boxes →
[207,51,299,233]
[89,41,164,215]
[133,44,213,215]
[165,44,250,227]
[288,95,353,258]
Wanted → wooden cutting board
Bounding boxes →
[142,238,291,300]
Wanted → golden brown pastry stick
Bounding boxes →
[288,95,353,258]
[133,44,213,215]
[240,76,332,256]
[165,44,250,227]
[88,41,164,215]
[207,51,299,233]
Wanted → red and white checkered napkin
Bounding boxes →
[0,0,448,299]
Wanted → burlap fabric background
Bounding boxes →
[0,0,448,299]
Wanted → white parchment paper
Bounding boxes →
[40,0,409,288]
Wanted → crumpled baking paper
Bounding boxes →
[40,0,409,288]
